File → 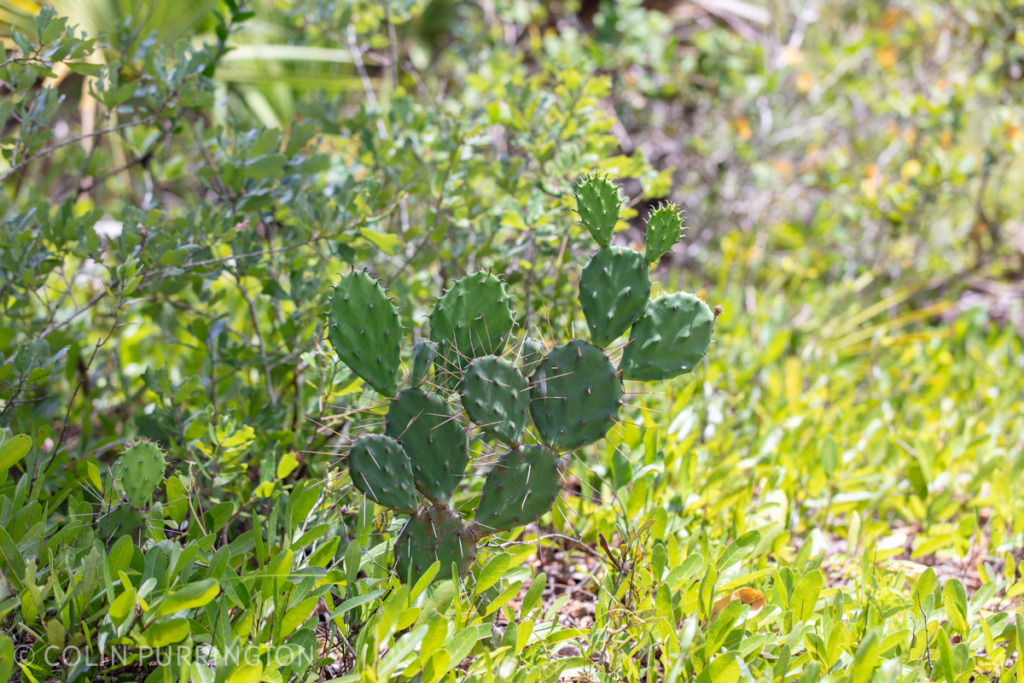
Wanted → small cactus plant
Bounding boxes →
[118,439,166,509]
[325,176,719,585]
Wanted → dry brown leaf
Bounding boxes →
[712,588,767,618]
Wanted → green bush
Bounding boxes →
[1,2,1024,683]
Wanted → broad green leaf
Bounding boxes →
[280,596,319,638]
[158,579,220,615]
[329,590,384,620]
[0,435,31,471]
[359,228,401,256]
[145,618,190,646]
[474,553,510,597]
[484,580,522,616]
[791,569,824,623]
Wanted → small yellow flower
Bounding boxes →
[901,159,922,181]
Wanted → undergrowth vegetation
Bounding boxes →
[1,1,1023,682]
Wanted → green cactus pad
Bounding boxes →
[578,246,651,348]
[619,292,715,381]
[643,203,684,263]
[394,506,477,584]
[529,340,622,451]
[429,272,515,392]
[385,388,468,504]
[118,440,165,509]
[575,175,622,247]
[411,338,437,388]
[459,355,529,445]
[326,270,403,397]
[348,434,416,514]
[473,445,561,535]
[517,337,547,376]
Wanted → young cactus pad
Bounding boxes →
[459,355,529,445]
[410,338,437,388]
[473,444,561,534]
[327,270,403,396]
[578,246,651,348]
[517,337,546,376]
[347,434,416,514]
[385,388,468,504]
[119,440,165,509]
[619,292,715,381]
[394,505,477,584]
[429,272,515,392]
[575,174,622,247]
[529,339,622,451]
[643,203,684,263]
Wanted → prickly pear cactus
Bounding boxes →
[429,272,515,392]
[326,270,403,396]
[348,434,416,513]
[574,174,622,247]
[578,246,651,348]
[334,174,719,586]
[385,388,467,505]
[473,445,561,534]
[643,203,684,263]
[517,337,546,375]
[394,506,477,584]
[529,339,623,451]
[410,338,437,388]
[119,440,165,509]
[619,292,714,381]
[459,355,529,445]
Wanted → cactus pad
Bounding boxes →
[578,246,651,348]
[326,270,403,396]
[385,388,468,504]
[643,203,684,263]
[429,272,515,392]
[529,339,622,451]
[459,355,529,445]
[620,292,715,381]
[119,440,165,509]
[575,175,622,247]
[348,434,416,514]
[411,338,437,388]
[394,506,477,584]
[473,445,561,535]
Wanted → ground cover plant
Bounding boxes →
[1,1,1024,683]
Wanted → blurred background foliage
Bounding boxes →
[4,0,1024,681]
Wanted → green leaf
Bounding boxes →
[791,569,824,623]
[0,434,31,471]
[141,618,187,647]
[109,584,136,625]
[280,596,319,638]
[484,580,522,616]
[329,590,385,620]
[850,630,880,683]
[358,228,401,256]
[0,635,14,683]
[520,573,546,616]
[474,553,510,597]
[705,600,745,656]
[695,652,740,683]
[716,530,760,570]
[158,579,220,615]
[942,578,968,637]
